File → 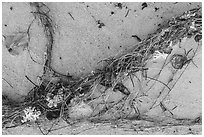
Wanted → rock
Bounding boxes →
[69,101,93,120]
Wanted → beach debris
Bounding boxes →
[21,106,41,123]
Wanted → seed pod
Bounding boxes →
[194,34,202,42]
[171,54,186,69]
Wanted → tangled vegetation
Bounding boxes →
[2,3,202,134]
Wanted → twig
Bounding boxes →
[25,75,38,87]
[36,121,46,135]
[132,35,142,42]
[68,12,75,20]
[146,76,171,91]
[2,78,13,88]
[125,9,130,17]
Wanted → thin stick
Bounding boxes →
[25,75,38,87]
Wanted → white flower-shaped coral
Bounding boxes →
[47,95,64,108]
[46,90,64,108]
[21,107,41,123]
[152,50,168,61]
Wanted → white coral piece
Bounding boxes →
[152,50,168,61]
[21,107,41,123]
[190,22,197,30]
[46,92,64,108]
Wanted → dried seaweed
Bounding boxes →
[2,4,202,134]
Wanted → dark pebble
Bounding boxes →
[46,110,60,120]
[141,2,148,10]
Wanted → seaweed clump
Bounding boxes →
[2,5,202,131]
